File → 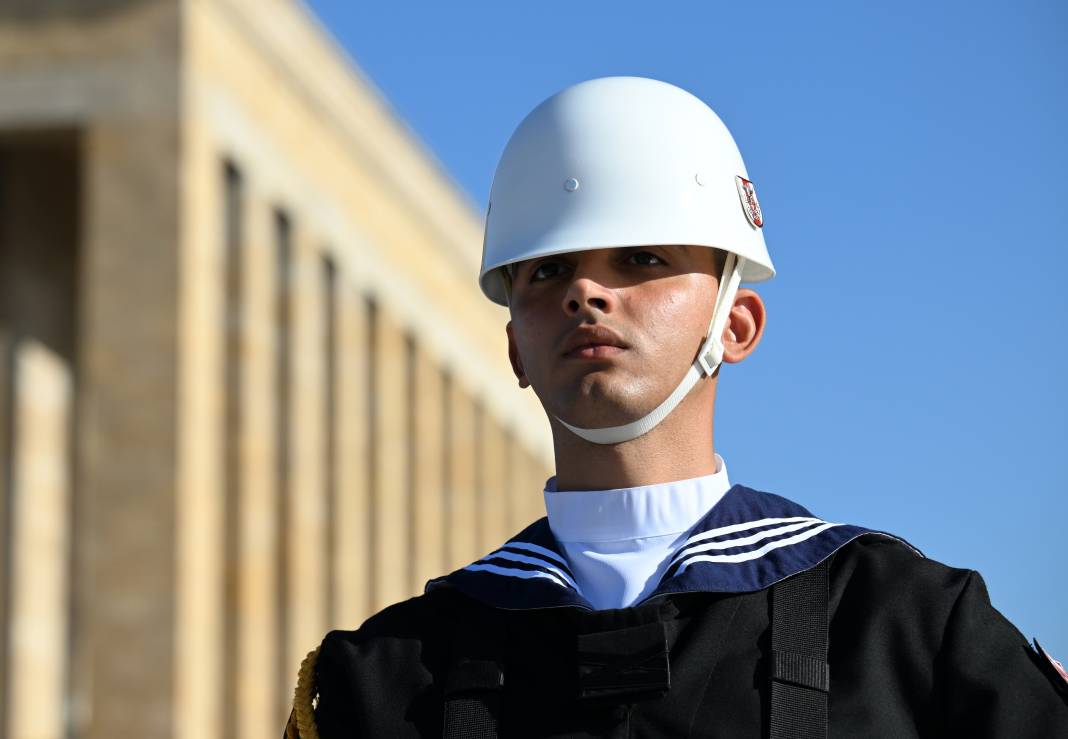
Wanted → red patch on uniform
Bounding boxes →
[736,176,763,228]
[1036,640,1068,685]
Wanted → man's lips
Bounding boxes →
[561,326,629,359]
[566,344,626,359]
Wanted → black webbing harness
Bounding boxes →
[442,605,506,739]
[768,561,831,739]
[442,561,831,738]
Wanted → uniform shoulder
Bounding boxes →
[829,533,975,614]
[305,589,488,736]
[319,586,470,656]
[825,534,1068,728]
[308,588,480,731]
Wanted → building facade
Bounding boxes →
[0,1,553,736]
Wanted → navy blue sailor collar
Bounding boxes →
[426,484,920,611]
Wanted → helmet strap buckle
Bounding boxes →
[698,340,724,378]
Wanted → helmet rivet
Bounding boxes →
[695,172,705,186]
[563,177,580,192]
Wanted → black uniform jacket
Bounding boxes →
[307,485,1068,737]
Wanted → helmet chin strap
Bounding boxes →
[557,254,745,445]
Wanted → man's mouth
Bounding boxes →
[561,326,629,359]
[565,344,626,359]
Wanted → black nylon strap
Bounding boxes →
[443,610,504,739]
[771,650,830,692]
[576,620,671,700]
[769,560,830,739]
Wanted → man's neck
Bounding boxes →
[549,386,718,491]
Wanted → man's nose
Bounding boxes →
[562,277,614,316]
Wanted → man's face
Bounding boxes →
[506,245,721,429]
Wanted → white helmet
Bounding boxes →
[480,76,775,445]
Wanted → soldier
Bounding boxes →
[286,76,1068,738]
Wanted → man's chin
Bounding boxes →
[547,394,655,431]
[533,373,660,426]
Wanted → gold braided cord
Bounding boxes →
[287,647,321,739]
[285,711,300,739]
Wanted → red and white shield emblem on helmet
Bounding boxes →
[736,176,763,228]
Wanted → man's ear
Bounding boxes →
[721,288,766,364]
[506,321,530,388]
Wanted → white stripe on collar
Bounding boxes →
[427,484,914,611]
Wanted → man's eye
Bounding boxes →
[530,261,565,282]
[627,251,664,266]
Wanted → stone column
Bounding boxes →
[480,419,509,551]
[412,345,445,589]
[504,431,528,534]
[446,381,479,567]
[7,341,72,739]
[175,117,223,739]
[233,185,280,739]
[0,137,81,737]
[83,117,182,739]
[0,326,8,725]
[332,283,370,631]
[370,305,409,612]
[284,227,327,680]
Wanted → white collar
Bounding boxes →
[543,454,731,544]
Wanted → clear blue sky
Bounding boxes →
[304,0,1068,658]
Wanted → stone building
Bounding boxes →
[0,1,553,736]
